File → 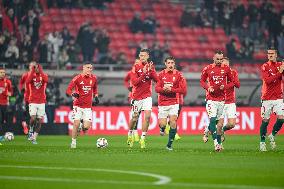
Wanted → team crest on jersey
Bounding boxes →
[211,71,214,74]
[33,81,43,89]
[80,81,84,84]
[162,77,166,80]
[221,70,224,74]
[138,69,142,73]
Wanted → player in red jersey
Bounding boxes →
[200,51,233,152]
[216,57,240,143]
[127,49,158,148]
[66,62,99,149]
[0,68,13,143]
[259,47,284,152]
[26,63,48,144]
[124,59,140,142]
[155,56,186,150]
[19,61,36,135]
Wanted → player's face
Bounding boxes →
[213,54,223,66]
[83,64,93,75]
[29,62,36,71]
[165,59,175,71]
[222,59,229,66]
[0,69,5,79]
[267,50,277,62]
[139,52,149,63]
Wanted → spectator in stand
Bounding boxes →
[180,6,196,28]
[232,1,246,38]
[247,0,259,40]
[61,27,72,46]
[143,13,159,34]
[96,29,110,63]
[267,7,281,44]
[151,41,164,65]
[4,37,19,68]
[20,34,33,65]
[195,8,211,27]
[4,0,25,25]
[31,0,44,16]
[129,12,144,33]
[66,37,80,64]
[2,8,19,37]
[58,48,71,69]
[0,35,7,62]
[223,2,233,35]
[226,38,239,60]
[48,31,63,65]
[239,37,254,60]
[135,40,148,58]
[38,33,53,65]
[116,52,128,65]
[98,52,115,64]
[277,32,284,58]
[22,9,40,47]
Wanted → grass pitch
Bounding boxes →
[0,135,284,189]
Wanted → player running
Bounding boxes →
[127,49,158,148]
[259,47,284,151]
[200,51,233,151]
[66,62,99,149]
[26,63,48,144]
[0,67,13,144]
[155,56,185,150]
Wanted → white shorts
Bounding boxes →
[158,104,179,119]
[29,103,45,118]
[221,103,237,119]
[72,106,92,122]
[131,97,152,117]
[206,100,225,119]
[261,99,284,119]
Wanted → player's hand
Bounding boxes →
[220,85,225,90]
[279,64,284,73]
[148,62,153,71]
[94,96,99,104]
[143,64,148,73]
[128,86,133,92]
[71,93,79,98]
[208,86,214,93]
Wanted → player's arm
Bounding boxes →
[262,65,282,84]
[25,66,36,84]
[200,67,209,90]
[224,68,235,90]
[130,66,146,86]
[38,64,49,83]
[155,75,166,94]
[124,72,132,91]
[66,77,79,98]
[150,65,158,82]
[180,76,188,96]
[7,79,13,96]
[171,76,186,94]
[19,73,26,91]
[233,70,240,88]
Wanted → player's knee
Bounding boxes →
[131,113,139,122]
[169,120,177,129]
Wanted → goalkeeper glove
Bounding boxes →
[94,96,99,104]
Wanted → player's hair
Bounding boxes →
[164,56,175,62]
[267,47,277,52]
[140,48,150,54]
[83,61,93,65]
[215,50,223,55]
[223,57,229,61]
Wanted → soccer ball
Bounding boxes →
[96,138,108,148]
[4,132,14,141]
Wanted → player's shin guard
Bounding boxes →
[209,117,217,140]
[260,121,269,142]
[167,128,176,148]
[272,119,284,136]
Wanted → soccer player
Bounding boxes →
[127,49,158,148]
[66,62,99,149]
[26,63,48,144]
[155,56,185,150]
[259,48,284,151]
[200,51,233,151]
[124,59,140,142]
[0,68,13,143]
[216,57,240,143]
[19,62,36,136]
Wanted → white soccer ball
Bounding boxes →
[96,138,108,148]
[4,132,14,141]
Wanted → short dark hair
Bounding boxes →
[267,47,277,51]
[83,61,93,65]
[140,48,150,54]
[223,57,229,61]
[164,56,175,62]
[215,50,223,55]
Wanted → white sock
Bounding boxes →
[33,132,38,140]
[141,132,147,139]
[72,138,76,143]
[128,130,133,136]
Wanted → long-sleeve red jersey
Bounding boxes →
[179,76,187,105]
[155,69,186,106]
[130,61,158,100]
[200,63,233,101]
[19,72,30,103]
[0,77,13,105]
[261,61,284,100]
[225,68,240,104]
[26,66,48,104]
[66,73,98,108]
[124,71,132,101]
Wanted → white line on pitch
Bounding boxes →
[0,165,171,185]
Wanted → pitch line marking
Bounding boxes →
[0,165,171,185]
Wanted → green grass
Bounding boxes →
[0,135,284,189]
